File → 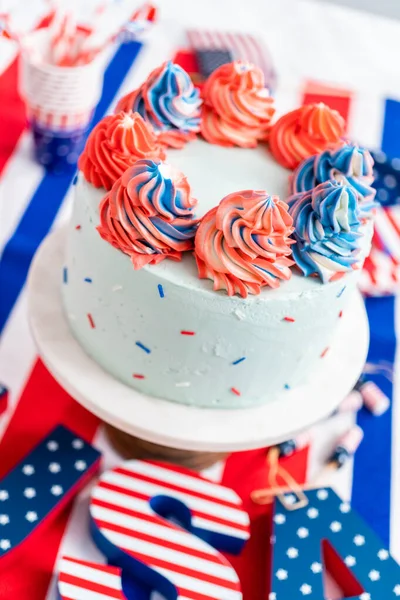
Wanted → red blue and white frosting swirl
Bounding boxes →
[97,159,198,269]
[195,190,294,298]
[269,103,346,170]
[78,112,165,191]
[291,143,376,209]
[288,180,365,282]
[115,61,202,148]
[201,61,275,148]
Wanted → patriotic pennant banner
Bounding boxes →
[89,459,250,599]
[0,425,101,569]
[271,488,400,599]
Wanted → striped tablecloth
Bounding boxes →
[1,1,400,598]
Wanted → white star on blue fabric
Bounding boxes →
[339,502,351,513]
[25,511,38,523]
[369,570,380,581]
[330,521,342,532]
[22,465,35,475]
[51,485,63,496]
[316,489,328,501]
[393,584,400,596]
[274,514,286,525]
[269,594,276,600]
[311,562,322,574]
[23,487,36,499]
[47,441,59,451]
[0,515,9,525]
[72,439,84,450]
[48,462,61,474]
[378,549,389,560]
[354,534,365,546]
[287,547,299,559]
[276,569,288,580]
[0,539,10,550]
[284,494,297,505]
[300,583,312,595]
[74,460,87,471]
[345,555,356,567]
[307,508,319,519]
[0,491,9,501]
[297,527,309,539]
[359,594,371,600]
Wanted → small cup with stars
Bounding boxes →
[18,28,106,174]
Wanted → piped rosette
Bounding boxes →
[195,190,295,298]
[115,61,202,149]
[200,61,275,148]
[269,103,346,170]
[291,142,376,209]
[78,112,165,191]
[288,180,369,283]
[97,159,199,269]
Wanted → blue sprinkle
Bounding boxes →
[284,384,291,390]
[84,278,92,283]
[337,285,346,298]
[158,284,165,298]
[63,267,68,284]
[72,175,78,185]
[136,341,151,354]
[232,357,246,365]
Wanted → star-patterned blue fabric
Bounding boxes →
[271,487,400,599]
[0,425,101,559]
[371,150,400,206]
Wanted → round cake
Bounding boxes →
[62,60,376,409]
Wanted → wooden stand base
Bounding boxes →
[105,424,229,471]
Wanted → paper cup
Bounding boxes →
[19,29,106,173]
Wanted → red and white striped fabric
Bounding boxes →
[90,460,249,600]
[59,557,126,600]
[360,205,400,296]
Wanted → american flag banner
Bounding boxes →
[186,29,276,89]
[1,1,400,599]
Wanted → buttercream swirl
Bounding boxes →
[195,190,294,298]
[288,180,365,282]
[291,142,376,209]
[115,61,202,148]
[269,103,346,169]
[97,159,198,269]
[200,61,275,148]
[78,112,165,191]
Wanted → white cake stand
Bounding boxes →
[27,228,369,453]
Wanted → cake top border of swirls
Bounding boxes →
[78,59,377,292]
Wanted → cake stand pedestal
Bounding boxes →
[27,229,369,468]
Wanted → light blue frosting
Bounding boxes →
[291,143,376,209]
[288,181,365,282]
[133,61,202,134]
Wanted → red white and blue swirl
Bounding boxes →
[97,159,198,269]
[116,61,202,148]
[195,190,294,298]
[288,180,365,282]
[291,143,376,213]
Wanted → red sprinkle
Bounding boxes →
[181,330,195,336]
[283,316,295,322]
[231,387,241,396]
[87,313,95,329]
[133,374,145,379]
[339,310,343,318]
[75,225,81,230]
[320,347,329,358]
